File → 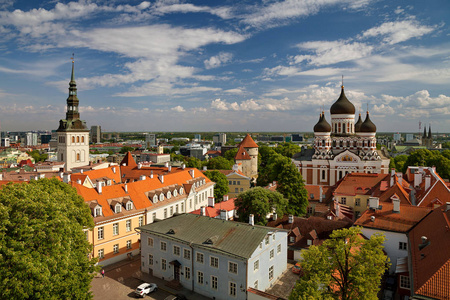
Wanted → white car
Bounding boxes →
[135,283,158,297]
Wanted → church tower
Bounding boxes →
[56,59,90,171]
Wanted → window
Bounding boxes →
[170,206,173,216]
[148,254,153,265]
[113,244,119,254]
[162,258,167,271]
[173,245,181,256]
[289,236,295,243]
[211,275,218,290]
[126,202,133,210]
[322,169,326,180]
[139,216,143,227]
[277,244,281,254]
[197,271,204,284]
[269,266,274,281]
[164,208,167,219]
[307,207,313,214]
[126,240,132,249]
[270,249,274,259]
[254,260,259,271]
[82,136,85,143]
[265,236,269,245]
[115,204,121,213]
[98,248,104,259]
[76,153,80,161]
[160,241,167,251]
[196,252,204,263]
[399,242,407,250]
[185,267,191,280]
[175,204,178,213]
[72,136,75,143]
[152,212,156,222]
[147,237,154,247]
[181,203,184,212]
[340,197,347,205]
[183,249,191,260]
[228,262,238,274]
[254,280,258,289]
[229,181,232,185]
[77,136,80,143]
[400,275,410,289]
[235,188,238,193]
[355,198,361,206]
[95,207,102,217]
[210,256,219,268]
[98,227,104,240]
[229,282,236,297]
[113,223,119,235]
[126,220,131,232]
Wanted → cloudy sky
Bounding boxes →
[0,0,449,133]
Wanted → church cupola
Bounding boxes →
[354,113,363,133]
[330,85,356,136]
[314,112,331,133]
[360,111,377,133]
[330,86,356,115]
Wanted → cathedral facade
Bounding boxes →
[293,86,390,186]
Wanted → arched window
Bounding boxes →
[343,123,346,134]
[82,136,85,143]
[72,136,75,143]
[77,153,80,161]
[77,136,80,143]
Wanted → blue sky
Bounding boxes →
[0,0,449,133]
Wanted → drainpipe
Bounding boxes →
[189,242,195,293]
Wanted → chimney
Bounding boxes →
[414,172,422,187]
[393,198,400,213]
[208,197,215,207]
[124,183,128,193]
[390,172,395,187]
[59,172,63,179]
[159,175,164,184]
[371,216,376,222]
[424,175,431,190]
[168,165,172,172]
[189,169,195,178]
[319,186,323,203]
[97,182,102,194]
[182,163,186,170]
[164,162,169,168]
[288,214,294,224]
[80,169,83,174]
[77,179,82,184]
[200,206,205,216]
[410,189,416,206]
[112,167,116,174]
[138,163,142,169]
[397,173,403,185]
[140,175,146,181]
[63,173,71,183]
[150,171,153,179]
[220,209,228,220]
[249,214,254,226]
[232,164,239,171]
[369,197,379,210]
[223,195,229,202]
[391,168,395,176]
[273,212,277,221]
[203,166,207,171]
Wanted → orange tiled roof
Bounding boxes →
[234,145,251,160]
[213,169,248,178]
[378,182,411,205]
[354,202,432,232]
[409,206,450,299]
[239,134,258,148]
[120,152,137,167]
[190,198,236,218]
[72,166,122,184]
[305,185,331,201]
[333,173,388,196]
[417,180,450,207]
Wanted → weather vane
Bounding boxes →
[341,75,344,87]
[71,53,75,63]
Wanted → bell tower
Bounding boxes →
[56,58,90,171]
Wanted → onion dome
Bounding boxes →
[354,113,363,132]
[360,111,377,133]
[330,86,355,115]
[314,112,331,133]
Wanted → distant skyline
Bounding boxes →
[0,0,449,133]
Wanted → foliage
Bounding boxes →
[403,149,450,180]
[119,146,134,153]
[0,179,97,299]
[185,157,203,169]
[223,147,239,161]
[171,153,186,163]
[389,155,408,172]
[290,227,389,300]
[235,187,288,225]
[206,156,234,170]
[442,141,450,149]
[203,170,229,202]
[27,150,48,162]
[273,142,302,158]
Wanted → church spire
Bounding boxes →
[428,124,432,139]
[423,126,427,138]
[66,56,80,121]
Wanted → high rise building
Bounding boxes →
[144,133,156,148]
[213,133,226,146]
[56,60,90,171]
[26,132,38,146]
[90,125,102,143]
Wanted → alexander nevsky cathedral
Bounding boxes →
[293,85,390,186]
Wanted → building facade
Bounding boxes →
[139,214,288,300]
[235,134,259,179]
[56,61,90,171]
[293,86,390,186]
[90,125,102,144]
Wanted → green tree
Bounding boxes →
[206,156,234,170]
[171,153,186,163]
[186,157,203,169]
[290,227,389,300]
[235,187,288,225]
[27,150,48,162]
[223,147,239,161]
[403,149,450,180]
[119,146,134,153]
[203,170,229,202]
[274,142,302,158]
[0,179,97,299]
[390,155,408,172]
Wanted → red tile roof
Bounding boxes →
[333,173,388,196]
[378,182,411,205]
[409,206,450,299]
[120,151,137,167]
[239,134,258,148]
[354,202,432,233]
[190,198,236,218]
[234,145,251,160]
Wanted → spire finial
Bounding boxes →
[70,53,75,82]
[341,75,344,89]
[366,103,369,113]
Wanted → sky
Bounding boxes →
[0,0,449,133]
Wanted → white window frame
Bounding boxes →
[270,249,274,259]
[138,216,143,227]
[115,204,121,213]
[126,202,133,210]
[162,258,167,271]
[183,248,191,260]
[400,275,410,289]
[161,241,167,252]
[277,244,281,254]
[98,226,104,240]
[229,281,236,297]
[197,271,204,285]
[126,239,132,249]
[254,260,259,271]
[228,261,238,274]
[269,265,274,281]
[196,252,204,264]
[147,237,154,247]
[399,242,407,250]
[126,219,131,232]
[173,245,181,256]
[211,275,218,290]
[148,254,153,265]
[113,223,119,235]
[185,266,190,280]
[113,244,119,254]
[98,248,104,259]
[210,256,219,268]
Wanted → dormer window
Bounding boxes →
[126,201,133,211]
[180,187,184,195]
[173,189,178,197]
[95,207,102,217]
[115,204,122,213]
[159,194,164,201]
[153,195,158,203]
[203,179,205,185]
[166,191,171,199]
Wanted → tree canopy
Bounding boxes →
[402,149,450,180]
[119,146,135,153]
[273,142,302,158]
[203,170,229,202]
[234,187,288,225]
[290,227,389,300]
[27,150,48,163]
[223,147,239,161]
[206,156,234,170]
[185,157,203,169]
[0,179,97,299]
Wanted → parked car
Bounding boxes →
[292,262,303,275]
[135,283,158,297]
[164,294,187,300]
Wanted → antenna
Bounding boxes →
[341,75,344,87]
[71,53,75,62]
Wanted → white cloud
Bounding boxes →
[153,2,232,19]
[362,19,436,44]
[204,52,233,69]
[171,105,185,112]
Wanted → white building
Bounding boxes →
[213,133,227,146]
[139,214,288,300]
[90,125,101,144]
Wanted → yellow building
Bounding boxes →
[218,169,251,197]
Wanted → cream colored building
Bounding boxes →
[234,134,259,179]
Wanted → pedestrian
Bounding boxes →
[101,269,105,278]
